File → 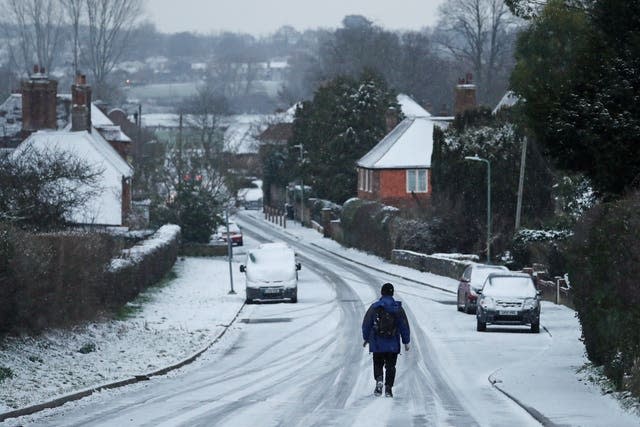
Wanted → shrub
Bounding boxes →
[568,192,640,397]
[78,342,96,354]
[340,199,400,258]
[0,366,13,382]
[510,228,572,275]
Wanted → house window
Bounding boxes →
[360,169,373,192]
[407,169,428,193]
[366,170,373,192]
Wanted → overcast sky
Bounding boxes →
[145,0,445,35]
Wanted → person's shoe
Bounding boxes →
[374,380,383,396]
[385,386,393,397]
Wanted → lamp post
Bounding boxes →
[292,144,304,226]
[464,155,491,263]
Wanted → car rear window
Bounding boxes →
[470,266,508,287]
[483,276,536,298]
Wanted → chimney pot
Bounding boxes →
[33,64,39,74]
[40,66,46,74]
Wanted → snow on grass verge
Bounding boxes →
[0,257,245,413]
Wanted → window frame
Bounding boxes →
[406,169,428,193]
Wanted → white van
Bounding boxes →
[240,242,301,303]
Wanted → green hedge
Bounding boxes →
[568,193,640,397]
[0,224,180,334]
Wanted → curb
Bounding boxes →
[0,303,246,423]
[488,372,557,426]
[309,242,456,295]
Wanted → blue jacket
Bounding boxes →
[362,295,410,353]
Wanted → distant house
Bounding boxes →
[257,121,294,207]
[3,67,134,227]
[356,83,475,209]
[356,115,437,209]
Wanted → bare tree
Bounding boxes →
[0,145,103,230]
[209,32,264,99]
[84,0,142,98]
[435,0,519,102]
[0,0,67,74]
[60,0,83,76]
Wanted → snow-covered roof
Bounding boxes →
[238,180,263,202]
[357,117,434,169]
[397,94,431,118]
[493,91,520,114]
[223,115,263,154]
[60,105,131,143]
[14,129,133,225]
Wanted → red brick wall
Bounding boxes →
[357,168,432,208]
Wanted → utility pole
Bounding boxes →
[293,144,304,226]
[515,137,527,231]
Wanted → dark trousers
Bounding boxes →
[373,352,398,387]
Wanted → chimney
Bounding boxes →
[21,64,58,134]
[71,74,92,132]
[454,73,477,115]
[385,106,399,133]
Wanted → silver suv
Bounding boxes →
[476,272,541,333]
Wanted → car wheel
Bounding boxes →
[464,299,472,314]
[477,319,486,332]
[291,291,298,303]
[531,322,540,333]
[245,298,253,304]
[456,291,464,312]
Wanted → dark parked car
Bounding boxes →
[476,272,541,333]
[457,264,508,313]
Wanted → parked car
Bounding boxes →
[476,272,542,333]
[457,264,509,313]
[239,242,301,304]
[215,221,243,246]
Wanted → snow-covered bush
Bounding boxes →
[341,198,399,258]
[509,228,572,275]
[106,225,181,306]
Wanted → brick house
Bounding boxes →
[5,68,134,227]
[356,116,437,209]
[356,82,476,209]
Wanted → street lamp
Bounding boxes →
[292,144,304,226]
[464,155,491,263]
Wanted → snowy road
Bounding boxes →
[11,212,637,426]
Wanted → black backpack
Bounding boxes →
[374,306,397,338]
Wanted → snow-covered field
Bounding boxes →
[1,210,639,426]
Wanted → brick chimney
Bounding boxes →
[21,65,58,134]
[71,74,92,132]
[454,73,477,115]
[385,106,399,133]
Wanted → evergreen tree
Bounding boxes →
[288,70,400,203]
[511,0,640,198]
[431,108,555,256]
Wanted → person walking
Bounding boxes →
[362,282,410,397]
